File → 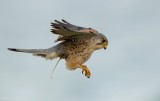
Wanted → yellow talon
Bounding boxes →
[80,65,91,78]
[82,69,85,74]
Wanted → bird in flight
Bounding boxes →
[8,19,108,78]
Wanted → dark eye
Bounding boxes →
[102,40,106,43]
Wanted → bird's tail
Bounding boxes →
[8,47,59,60]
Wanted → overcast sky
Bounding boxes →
[0,0,160,101]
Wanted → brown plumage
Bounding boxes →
[8,19,108,78]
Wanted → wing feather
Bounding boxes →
[51,19,86,32]
[51,19,99,42]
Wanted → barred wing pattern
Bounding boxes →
[51,19,99,41]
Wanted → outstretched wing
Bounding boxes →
[51,19,86,32]
[51,19,99,41]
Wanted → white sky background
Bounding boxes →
[0,0,160,101]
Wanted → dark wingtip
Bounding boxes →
[8,48,21,52]
[62,19,70,24]
[62,19,67,23]
[54,20,61,23]
[50,29,55,33]
[54,20,58,22]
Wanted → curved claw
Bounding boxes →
[82,69,84,74]
[81,65,91,78]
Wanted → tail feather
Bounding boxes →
[8,48,23,52]
[8,47,59,60]
[8,48,45,53]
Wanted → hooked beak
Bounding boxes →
[103,42,108,50]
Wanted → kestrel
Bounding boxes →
[8,19,108,78]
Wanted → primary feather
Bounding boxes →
[51,19,99,42]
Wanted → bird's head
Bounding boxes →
[95,33,108,50]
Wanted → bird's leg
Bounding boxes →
[79,64,91,78]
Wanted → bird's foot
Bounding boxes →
[81,65,91,78]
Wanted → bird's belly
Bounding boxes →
[81,53,92,63]
[65,50,93,70]
[63,41,95,70]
